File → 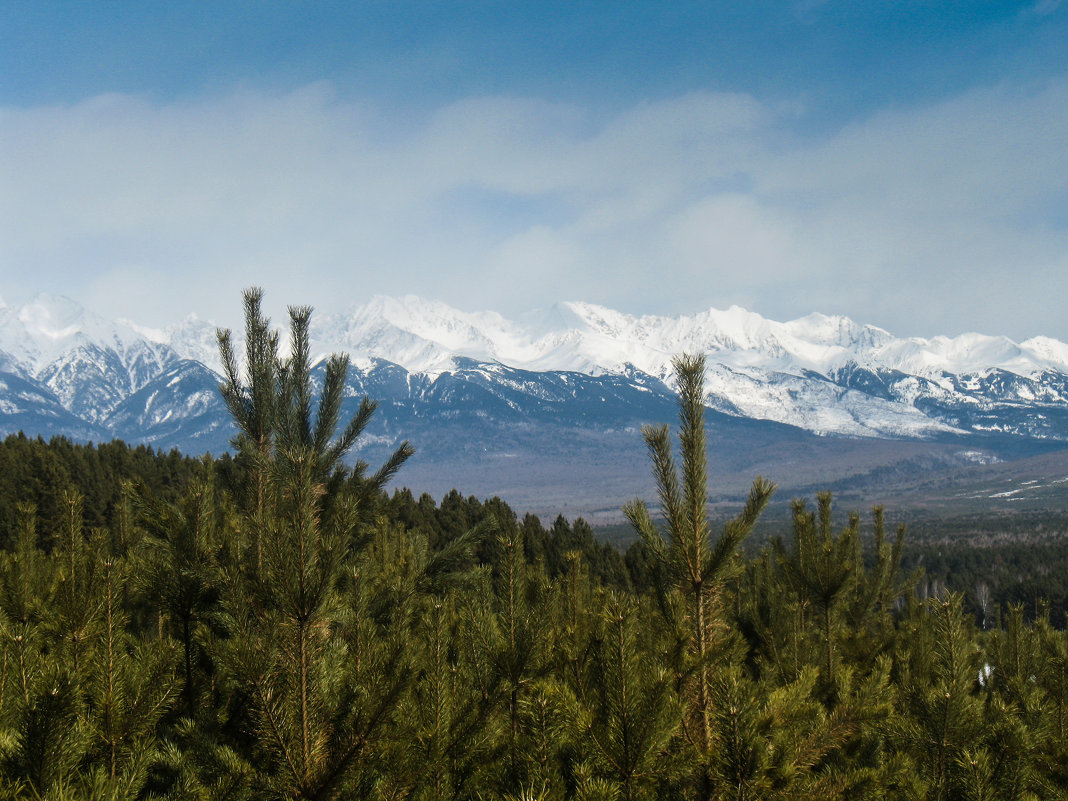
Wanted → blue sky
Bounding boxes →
[2,1,1067,339]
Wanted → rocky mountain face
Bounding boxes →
[2,293,1067,514]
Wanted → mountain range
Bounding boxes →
[2,292,1068,518]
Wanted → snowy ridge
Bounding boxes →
[2,292,1068,444]
[0,294,160,374]
[5,293,1067,385]
[163,296,1068,440]
[300,297,1068,383]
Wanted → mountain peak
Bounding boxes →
[0,294,176,374]
[4,291,1068,449]
[1020,336,1068,372]
[5,293,1067,384]
[17,293,88,332]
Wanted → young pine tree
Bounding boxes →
[215,292,414,799]
[556,590,681,801]
[623,353,774,797]
[892,594,987,801]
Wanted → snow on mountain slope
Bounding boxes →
[105,359,233,452]
[702,364,961,438]
[158,315,225,373]
[10,292,1067,386]
[311,295,532,375]
[0,295,181,422]
[295,297,1068,384]
[527,303,1068,381]
[0,294,156,372]
[198,296,1068,440]
[3,291,1068,444]
[0,369,109,441]
[38,340,174,424]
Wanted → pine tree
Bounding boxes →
[348,511,492,800]
[623,353,774,798]
[893,594,987,800]
[703,664,845,800]
[474,523,554,796]
[79,554,179,798]
[841,506,912,671]
[215,292,414,799]
[736,502,911,798]
[778,493,858,690]
[0,502,63,796]
[397,586,503,800]
[982,604,1058,799]
[0,503,51,715]
[137,475,230,719]
[51,489,100,691]
[217,287,279,577]
[555,591,680,801]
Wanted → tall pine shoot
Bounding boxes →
[624,353,774,798]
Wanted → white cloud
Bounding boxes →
[1030,0,1062,17]
[748,79,1068,335]
[761,80,1068,220]
[1,78,1066,340]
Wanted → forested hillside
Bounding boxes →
[0,293,1066,799]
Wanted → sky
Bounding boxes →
[1,1,1067,340]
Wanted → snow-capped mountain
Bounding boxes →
[293,296,1068,382]
[3,292,1068,459]
[0,295,181,424]
[192,295,1068,441]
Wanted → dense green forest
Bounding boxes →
[1,291,1067,799]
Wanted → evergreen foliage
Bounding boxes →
[624,353,774,797]
[0,295,1066,798]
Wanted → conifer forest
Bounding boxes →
[2,291,1068,800]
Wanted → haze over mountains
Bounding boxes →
[2,292,1068,517]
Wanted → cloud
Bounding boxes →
[749,79,1068,335]
[1,78,1066,340]
[761,80,1068,220]
[1029,0,1062,17]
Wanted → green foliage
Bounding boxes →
[553,591,680,801]
[892,594,991,800]
[2,305,1068,799]
[210,292,418,799]
[624,353,774,795]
